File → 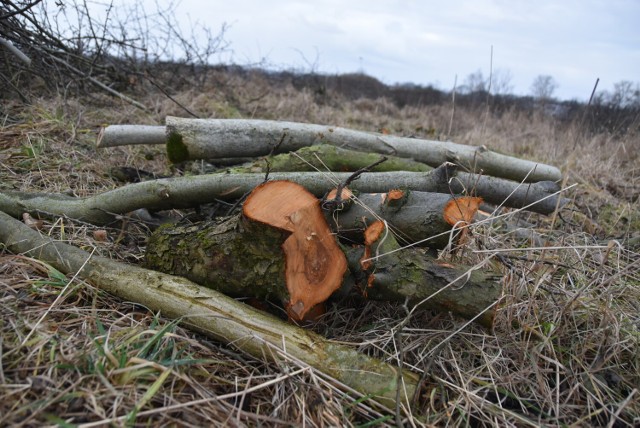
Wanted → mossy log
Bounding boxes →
[350,222,503,327]
[144,215,502,328]
[0,210,420,409]
[226,144,431,173]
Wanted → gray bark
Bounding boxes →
[0,166,567,226]
[97,125,165,147]
[329,191,463,249]
[163,117,561,183]
[96,117,562,183]
[0,37,31,65]
[344,228,502,328]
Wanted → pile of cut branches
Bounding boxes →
[0,116,571,415]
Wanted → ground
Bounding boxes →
[1,71,639,426]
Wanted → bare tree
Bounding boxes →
[0,0,229,106]
[530,74,558,102]
[491,68,514,95]
[461,69,488,94]
[609,80,639,109]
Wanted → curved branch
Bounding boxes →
[0,168,568,226]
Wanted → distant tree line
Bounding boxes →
[1,0,637,136]
[250,67,638,136]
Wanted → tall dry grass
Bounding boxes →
[0,70,638,426]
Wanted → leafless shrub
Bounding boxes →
[0,0,229,108]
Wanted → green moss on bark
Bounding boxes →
[166,129,189,163]
[145,217,291,303]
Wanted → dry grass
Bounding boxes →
[1,72,639,427]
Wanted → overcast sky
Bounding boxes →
[96,0,640,101]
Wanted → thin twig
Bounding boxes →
[323,156,387,210]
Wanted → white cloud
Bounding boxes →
[89,0,640,100]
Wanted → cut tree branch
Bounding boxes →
[0,166,567,226]
[326,189,481,249]
[96,117,562,183]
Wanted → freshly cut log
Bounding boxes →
[324,188,483,249]
[145,184,500,326]
[242,181,348,321]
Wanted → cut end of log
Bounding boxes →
[364,220,386,245]
[243,180,348,321]
[443,196,482,246]
[326,187,353,201]
[243,180,319,232]
[360,220,385,271]
[96,127,106,148]
[324,187,354,211]
[382,189,405,207]
[283,202,348,320]
[443,197,483,227]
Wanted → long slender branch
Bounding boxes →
[96,117,563,183]
[33,45,147,110]
[0,168,567,226]
[0,0,43,20]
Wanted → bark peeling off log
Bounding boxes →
[0,210,419,408]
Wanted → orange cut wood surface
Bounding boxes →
[283,202,347,320]
[325,187,353,202]
[383,189,404,203]
[243,180,318,232]
[360,220,385,271]
[443,197,483,227]
[243,180,348,321]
